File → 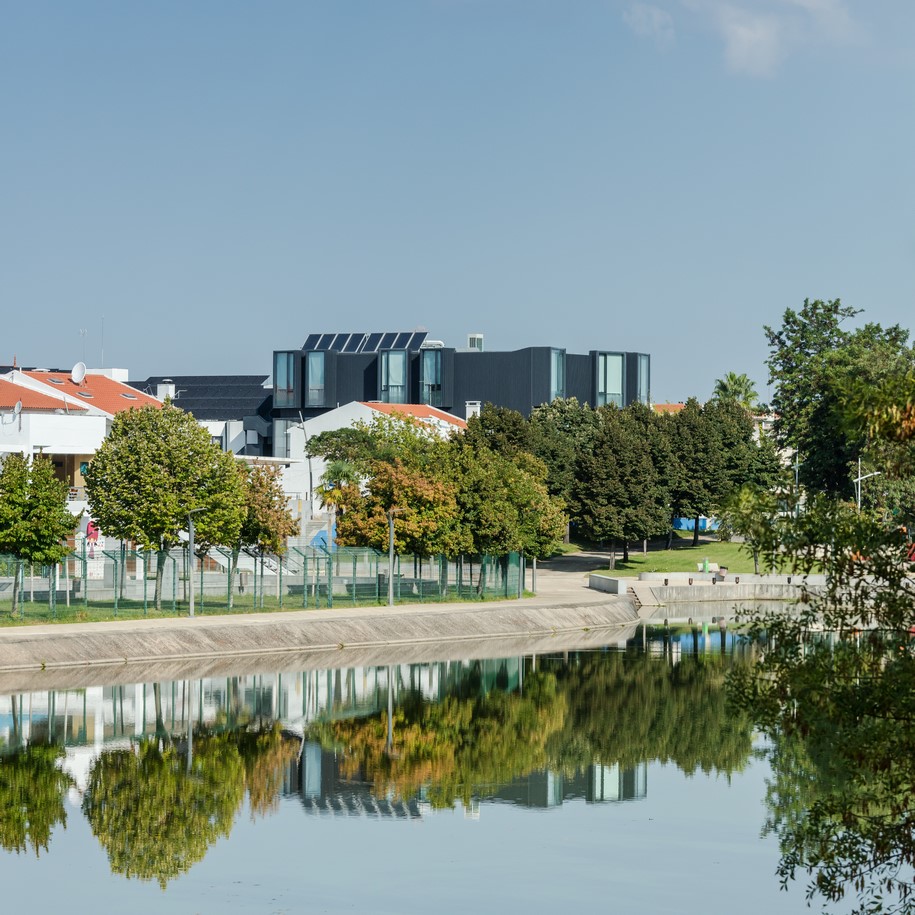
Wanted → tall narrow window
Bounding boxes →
[638,354,650,404]
[273,352,298,407]
[306,351,325,407]
[273,419,293,459]
[380,351,407,403]
[550,349,566,402]
[420,349,442,406]
[597,353,624,407]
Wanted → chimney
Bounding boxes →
[465,400,482,420]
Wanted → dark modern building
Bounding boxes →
[271,331,650,454]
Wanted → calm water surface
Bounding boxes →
[0,630,813,914]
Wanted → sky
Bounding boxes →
[2,0,913,404]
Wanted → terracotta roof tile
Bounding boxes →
[359,402,467,429]
[0,377,88,412]
[24,371,163,416]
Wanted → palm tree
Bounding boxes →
[713,372,759,411]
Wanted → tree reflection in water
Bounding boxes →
[307,650,755,810]
[0,741,73,856]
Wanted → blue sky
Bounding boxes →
[2,1,913,403]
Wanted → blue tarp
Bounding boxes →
[673,516,720,532]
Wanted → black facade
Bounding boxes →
[270,332,650,455]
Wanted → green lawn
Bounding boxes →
[601,534,757,577]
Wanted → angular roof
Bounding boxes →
[0,377,88,413]
[128,375,271,421]
[24,371,162,416]
[360,402,467,430]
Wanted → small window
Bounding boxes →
[77,392,93,399]
[49,378,64,385]
[550,350,566,402]
[120,393,138,400]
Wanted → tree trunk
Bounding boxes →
[10,562,20,618]
[152,682,168,746]
[154,549,167,611]
[753,549,760,575]
[692,515,701,547]
[622,540,630,563]
[229,547,239,610]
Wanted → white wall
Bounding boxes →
[0,412,107,456]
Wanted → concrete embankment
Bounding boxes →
[589,571,825,621]
[0,592,639,684]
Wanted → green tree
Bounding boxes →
[765,298,915,497]
[573,405,669,561]
[0,742,74,855]
[712,371,759,411]
[85,403,247,609]
[0,453,79,616]
[463,404,533,458]
[224,463,298,609]
[528,397,600,505]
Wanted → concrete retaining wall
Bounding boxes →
[0,598,639,676]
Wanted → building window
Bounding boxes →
[550,349,566,402]
[306,351,325,407]
[597,353,624,407]
[638,354,650,404]
[273,419,293,459]
[380,350,407,404]
[274,352,298,408]
[419,349,443,407]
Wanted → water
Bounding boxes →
[0,632,816,914]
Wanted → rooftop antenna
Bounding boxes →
[71,361,87,385]
[79,328,88,362]
[100,315,105,368]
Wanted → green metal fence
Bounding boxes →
[0,545,526,623]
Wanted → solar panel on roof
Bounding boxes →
[393,332,411,349]
[365,333,383,352]
[303,334,321,350]
[317,334,334,351]
[410,331,428,350]
[379,332,397,349]
[344,333,364,353]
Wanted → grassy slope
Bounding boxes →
[594,533,757,577]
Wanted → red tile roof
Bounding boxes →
[653,403,686,414]
[0,377,88,412]
[24,371,163,415]
[360,402,468,429]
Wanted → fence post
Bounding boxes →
[199,557,204,614]
[279,556,284,608]
[352,554,357,606]
[171,553,177,614]
[82,539,88,609]
[326,553,333,608]
[143,551,148,616]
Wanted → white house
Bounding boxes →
[284,401,467,520]
[0,367,162,518]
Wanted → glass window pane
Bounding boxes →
[597,353,624,407]
[639,354,650,404]
[307,351,325,407]
[550,350,565,401]
[381,350,407,403]
[420,349,442,406]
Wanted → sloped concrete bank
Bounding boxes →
[0,596,639,678]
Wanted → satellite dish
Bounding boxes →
[71,362,87,385]
[13,401,22,416]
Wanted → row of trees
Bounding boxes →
[0,403,298,614]
[308,412,567,560]
[461,396,782,558]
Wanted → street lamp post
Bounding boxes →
[187,508,205,617]
[386,507,401,607]
[854,458,882,514]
